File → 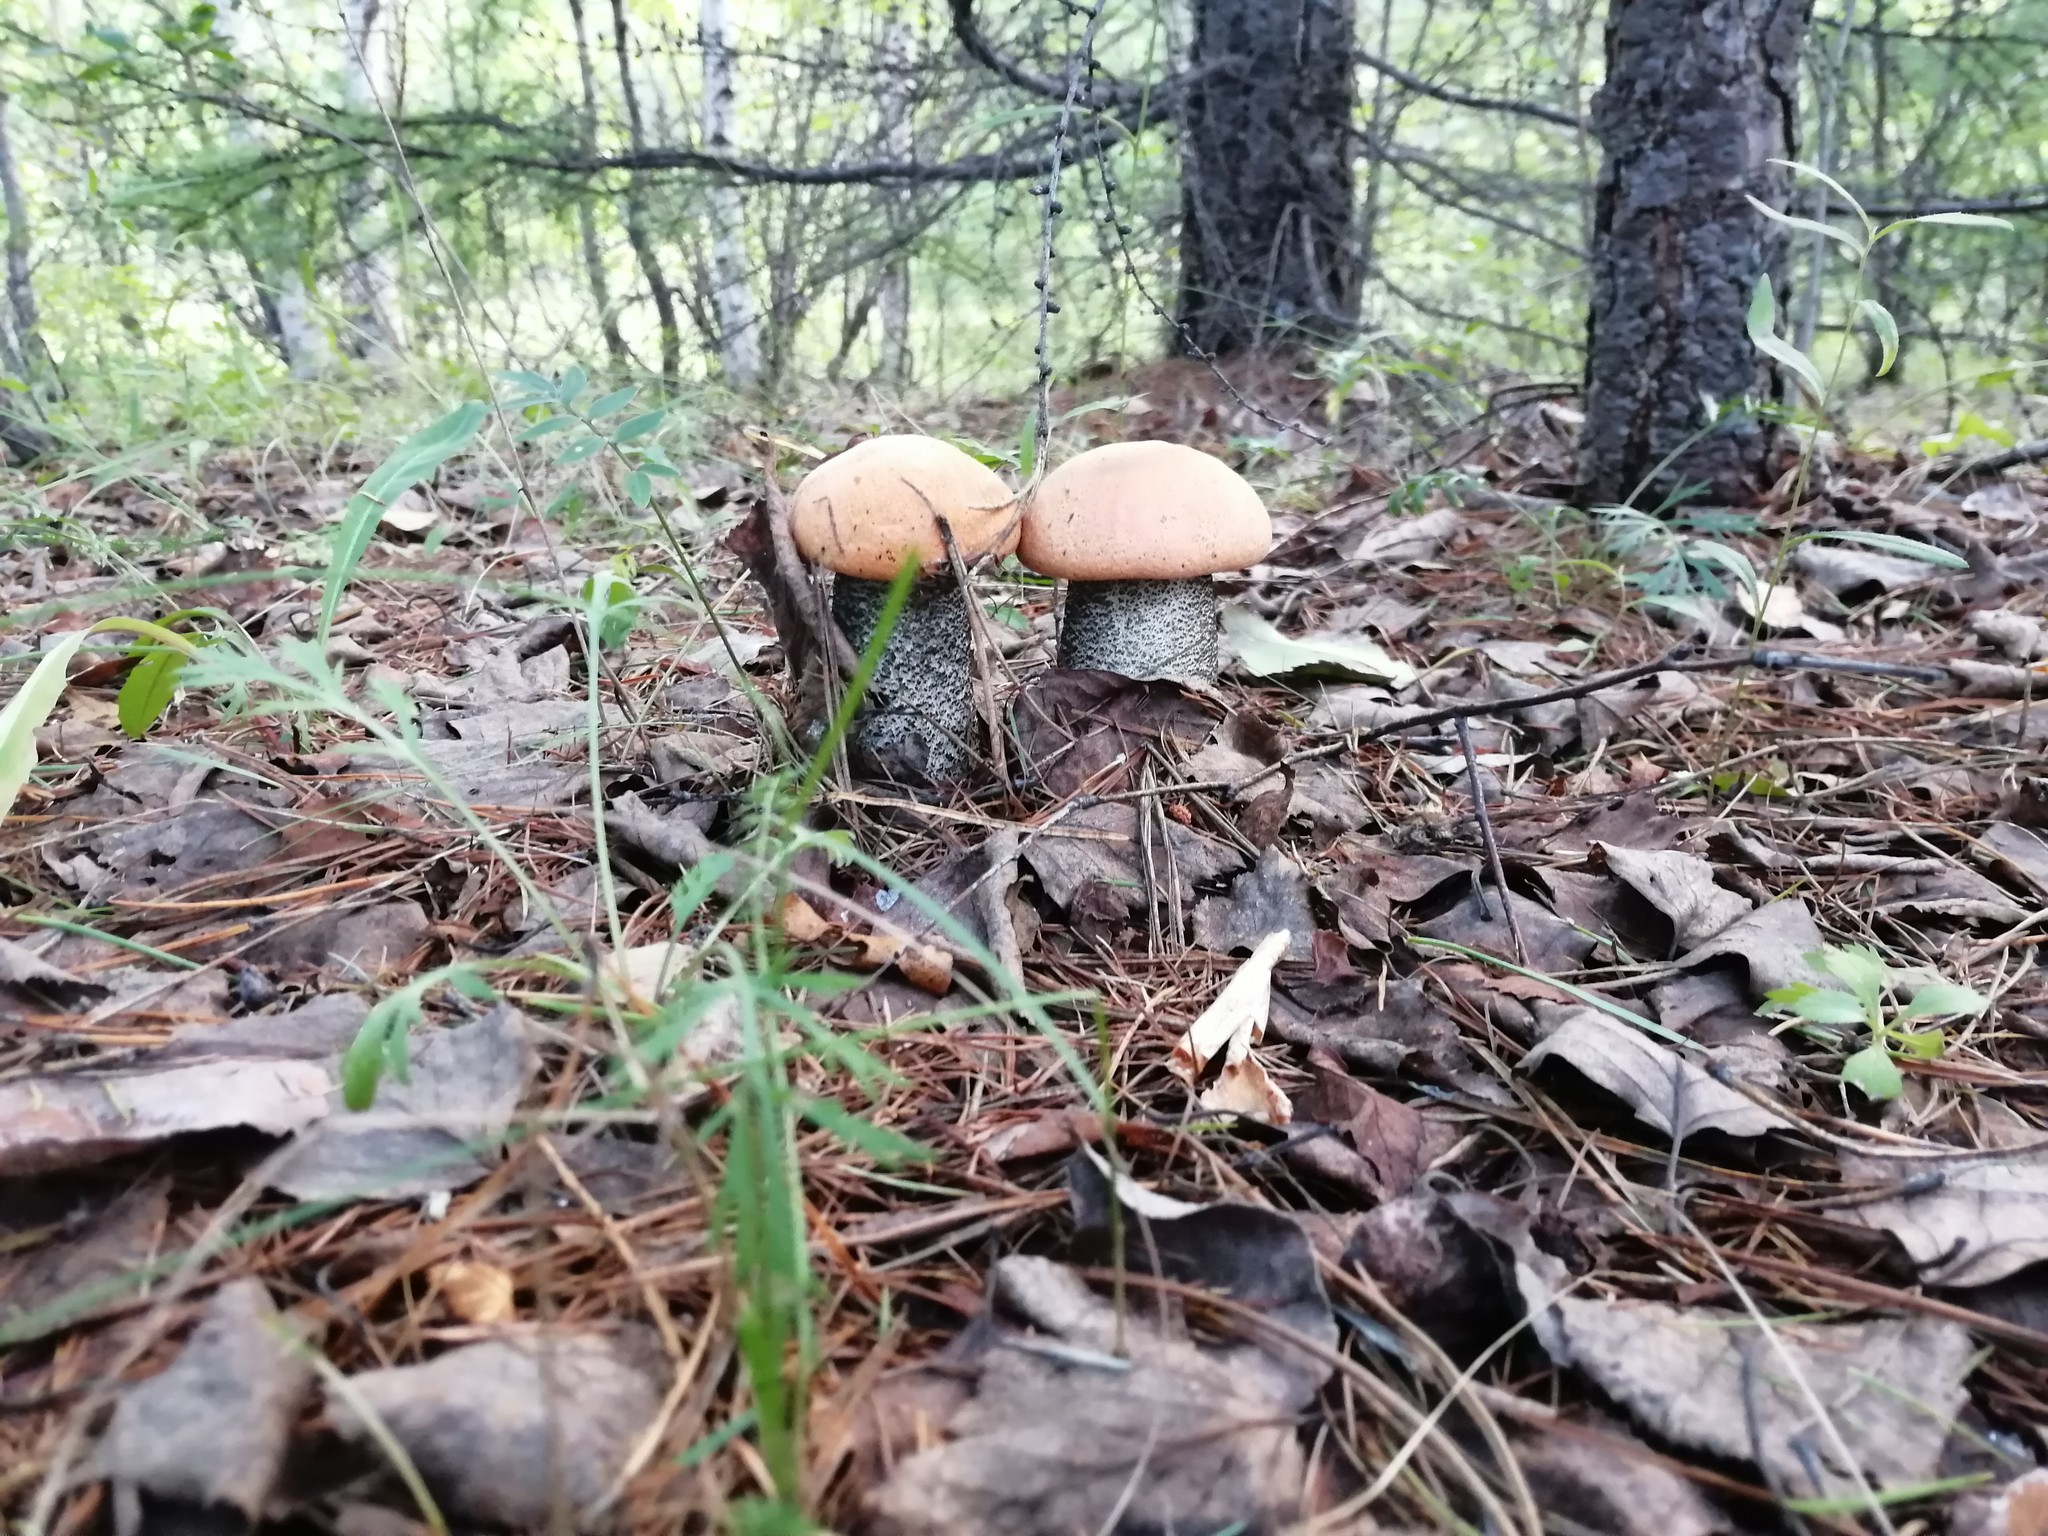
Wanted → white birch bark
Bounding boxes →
[218,1,332,378]
[339,0,402,367]
[699,0,761,387]
[274,266,332,380]
[874,4,915,385]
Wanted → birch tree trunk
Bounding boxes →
[699,0,762,388]
[207,3,334,378]
[610,0,683,387]
[874,5,916,385]
[1576,0,1814,507]
[0,83,46,462]
[568,0,631,373]
[1176,0,1359,356]
[338,0,402,368]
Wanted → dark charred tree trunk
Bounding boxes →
[1577,0,1814,507]
[1175,0,1358,356]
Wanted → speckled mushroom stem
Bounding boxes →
[1056,577,1219,687]
[831,574,977,783]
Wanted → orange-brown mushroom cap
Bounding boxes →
[1020,441,1272,581]
[790,435,1020,581]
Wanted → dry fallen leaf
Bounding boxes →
[1520,1008,1792,1141]
[1168,931,1293,1123]
[867,1230,1333,1536]
[95,1279,313,1520]
[329,1332,663,1526]
[1835,1146,2048,1287]
[1594,842,1752,953]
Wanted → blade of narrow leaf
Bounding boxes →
[1807,529,1969,570]
[0,629,93,821]
[1745,195,1864,259]
[1768,157,1871,232]
[321,401,486,642]
[1746,276,1827,403]
[117,647,187,738]
[1856,298,1899,377]
[797,1095,930,1165]
[1900,211,2014,230]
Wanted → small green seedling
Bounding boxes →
[1762,943,1987,1101]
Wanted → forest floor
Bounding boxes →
[4,376,2048,1536]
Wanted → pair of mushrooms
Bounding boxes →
[790,435,1271,782]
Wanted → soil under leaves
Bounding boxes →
[5,399,2048,1535]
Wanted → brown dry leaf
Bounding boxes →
[854,930,953,995]
[0,936,109,1014]
[0,1056,334,1176]
[1013,670,1216,799]
[1508,1414,1741,1536]
[1979,821,2048,897]
[867,1170,1337,1536]
[95,1279,312,1519]
[1677,897,1831,1000]
[1019,801,1245,914]
[329,1331,663,1526]
[1520,1007,1792,1140]
[247,899,433,976]
[431,1260,518,1324]
[1347,505,1464,565]
[1593,842,1752,952]
[1413,884,1595,974]
[1524,1276,1973,1501]
[1,1183,170,1343]
[1835,1146,2048,1287]
[1296,1052,1449,1199]
[1191,847,1315,960]
[778,892,831,943]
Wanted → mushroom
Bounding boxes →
[791,434,1018,782]
[1020,441,1272,686]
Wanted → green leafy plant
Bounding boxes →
[1761,943,1987,1100]
[1746,164,2012,401]
[500,368,681,512]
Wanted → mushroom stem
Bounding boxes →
[831,574,977,782]
[1056,577,1219,686]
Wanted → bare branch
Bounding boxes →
[1356,46,1585,130]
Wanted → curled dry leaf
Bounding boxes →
[0,1057,334,1177]
[1593,841,1752,953]
[778,894,953,995]
[1520,1008,1793,1141]
[1169,930,1292,1124]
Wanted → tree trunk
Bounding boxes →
[699,0,762,387]
[567,0,631,374]
[1175,0,1359,356]
[338,0,402,368]
[610,0,682,389]
[1576,0,1815,507]
[0,80,49,460]
[873,4,916,385]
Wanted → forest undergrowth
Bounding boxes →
[3,355,2048,1535]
